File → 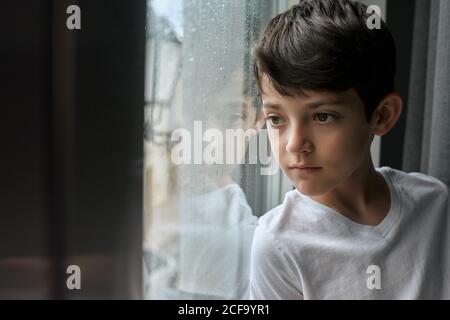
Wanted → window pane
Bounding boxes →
[144,0,273,299]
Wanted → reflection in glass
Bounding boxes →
[144,0,272,299]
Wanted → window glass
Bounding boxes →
[143,0,273,299]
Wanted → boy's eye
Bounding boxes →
[265,115,284,126]
[314,112,336,123]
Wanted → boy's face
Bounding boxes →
[261,75,374,196]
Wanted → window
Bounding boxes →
[143,0,279,299]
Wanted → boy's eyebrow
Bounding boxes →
[262,99,346,110]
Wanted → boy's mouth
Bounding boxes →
[288,165,322,174]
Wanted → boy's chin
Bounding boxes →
[294,182,329,197]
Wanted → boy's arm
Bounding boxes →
[249,224,303,300]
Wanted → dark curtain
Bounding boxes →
[0,0,145,299]
[403,0,450,186]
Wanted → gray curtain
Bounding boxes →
[403,0,450,186]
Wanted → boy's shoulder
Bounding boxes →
[379,166,449,198]
[256,187,324,239]
[257,202,287,233]
[257,166,449,235]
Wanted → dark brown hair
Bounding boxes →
[253,0,396,122]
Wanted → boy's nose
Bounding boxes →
[285,125,312,154]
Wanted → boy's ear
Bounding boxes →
[370,92,403,136]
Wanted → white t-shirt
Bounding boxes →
[250,167,450,299]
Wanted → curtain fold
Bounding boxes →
[403,0,450,186]
[429,0,450,185]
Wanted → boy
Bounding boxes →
[250,0,450,299]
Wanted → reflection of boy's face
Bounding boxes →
[206,71,258,132]
[198,72,261,184]
[261,75,374,196]
[205,96,259,174]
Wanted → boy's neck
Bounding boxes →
[310,161,391,226]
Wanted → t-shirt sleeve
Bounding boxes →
[249,223,303,300]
